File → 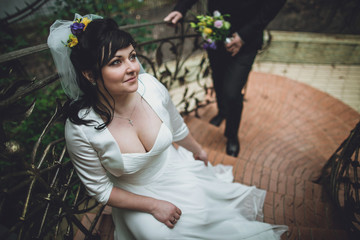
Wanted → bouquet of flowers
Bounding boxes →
[190,10,231,50]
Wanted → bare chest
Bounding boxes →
[107,99,162,154]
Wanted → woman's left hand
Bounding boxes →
[194,149,208,166]
[175,133,208,165]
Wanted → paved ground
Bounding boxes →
[191,71,359,182]
[253,61,360,113]
[183,71,359,239]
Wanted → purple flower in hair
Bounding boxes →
[71,22,85,35]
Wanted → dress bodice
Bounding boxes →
[112,123,173,185]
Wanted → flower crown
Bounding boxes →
[65,17,92,48]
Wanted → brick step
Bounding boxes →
[281,226,350,240]
[263,191,345,230]
[206,146,330,203]
[193,148,345,230]
[199,150,344,230]
[192,113,331,204]
[185,97,347,184]
[74,209,107,240]
[98,212,114,240]
[184,113,327,183]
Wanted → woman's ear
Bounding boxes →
[82,71,96,85]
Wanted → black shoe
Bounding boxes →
[226,138,240,157]
[209,114,224,127]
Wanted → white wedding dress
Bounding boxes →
[111,123,287,240]
[65,73,288,240]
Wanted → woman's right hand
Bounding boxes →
[150,199,182,228]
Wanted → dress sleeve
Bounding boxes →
[65,120,113,205]
[143,73,189,142]
[164,88,189,142]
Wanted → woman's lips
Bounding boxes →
[124,76,137,83]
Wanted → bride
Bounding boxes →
[47,14,288,239]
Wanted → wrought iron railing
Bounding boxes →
[318,120,360,238]
[0,0,52,25]
[0,20,210,239]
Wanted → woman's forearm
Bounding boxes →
[175,133,203,155]
[106,186,182,228]
[175,133,208,164]
[107,187,156,213]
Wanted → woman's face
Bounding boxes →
[100,45,140,97]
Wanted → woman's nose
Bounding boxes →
[126,60,139,72]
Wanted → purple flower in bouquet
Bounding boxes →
[214,20,223,29]
[203,40,217,50]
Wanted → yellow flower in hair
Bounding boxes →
[67,34,78,48]
[81,17,91,30]
[63,17,93,49]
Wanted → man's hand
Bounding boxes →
[164,11,183,25]
[225,32,244,56]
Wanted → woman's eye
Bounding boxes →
[130,53,137,61]
[110,60,121,66]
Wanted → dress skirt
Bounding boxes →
[109,123,288,240]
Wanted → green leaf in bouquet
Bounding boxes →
[224,21,231,30]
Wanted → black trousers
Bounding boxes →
[207,46,257,139]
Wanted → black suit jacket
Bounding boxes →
[173,0,286,51]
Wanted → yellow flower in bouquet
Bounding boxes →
[190,10,231,49]
[203,27,213,35]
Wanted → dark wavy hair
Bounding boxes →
[66,18,136,129]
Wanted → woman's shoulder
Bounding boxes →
[138,73,168,98]
[65,108,103,139]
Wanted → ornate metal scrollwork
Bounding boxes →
[319,121,360,237]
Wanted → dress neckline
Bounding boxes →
[86,74,166,155]
[105,90,164,155]
[121,122,165,156]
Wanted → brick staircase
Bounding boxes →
[185,114,348,240]
[84,72,359,239]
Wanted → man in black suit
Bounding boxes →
[164,0,286,157]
